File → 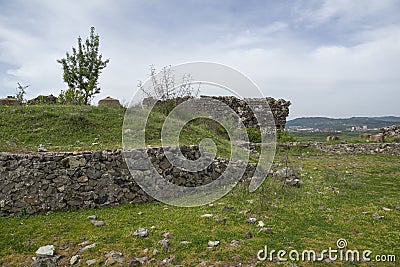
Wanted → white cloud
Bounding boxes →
[0,0,399,118]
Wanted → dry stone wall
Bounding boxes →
[0,147,256,215]
[298,142,400,156]
[380,125,400,139]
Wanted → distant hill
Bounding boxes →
[287,116,400,131]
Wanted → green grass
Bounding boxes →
[1,106,399,265]
[0,105,231,156]
[0,105,125,152]
[0,147,399,266]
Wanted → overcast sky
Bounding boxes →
[0,0,399,119]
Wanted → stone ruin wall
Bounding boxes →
[143,96,291,131]
[0,147,256,215]
[380,125,400,139]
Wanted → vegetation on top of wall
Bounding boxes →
[0,105,233,154]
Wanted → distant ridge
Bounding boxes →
[287,116,400,131]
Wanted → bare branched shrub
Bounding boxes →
[138,65,199,101]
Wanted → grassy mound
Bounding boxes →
[0,105,231,155]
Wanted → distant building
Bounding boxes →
[362,125,368,130]
[98,96,121,107]
[0,96,21,106]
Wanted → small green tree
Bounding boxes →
[16,82,29,103]
[57,26,109,105]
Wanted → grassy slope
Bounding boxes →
[0,105,231,156]
[0,105,124,152]
[0,147,399,266]
[0,106,399,266]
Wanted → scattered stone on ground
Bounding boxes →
[137,212,144,215]
[222,205,235,212]
[258,227,273,234]
[78,240,89,246]
[70,255,80,265]
[382,207,391,211]
[31,256,60,267]
[395,205,400,211]
[372,213,384,219]
[80,243,97,252]
[162,232,171,239]
[257,221,265,227]
[201,213,213,218]
[207,241,220,248]
[129,256,147,266]
[90,220,105,227]
[35,245,55,256]
[86,259,96,265]
[87,215,97,220]
[104,250,124,265]
[214,217,227,223]
[131,228,149,238]
[180,241,191,245]
[245,232,253,239]
[37,144,48,152]
[273,167,302,187]
[362,212,369,215]
[230,240,241,247]
[247,217,257,223]
[160,255,174,264]
[158,238,170,252]
[153,248,159,256]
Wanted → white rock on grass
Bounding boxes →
[70,255,80,265]
[207,240,220,248]
[247,217,257,223]
[86,259,96,265]
[90,220,105,227]
[35,245,55,256]
[80,243,97,252]
[131,228,149,238]
[201,214,213,218]
[258,227,273,234]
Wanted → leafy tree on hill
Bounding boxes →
[57,26,109,105]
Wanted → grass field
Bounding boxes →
[0,105,399,266]
[0,147,399,266]
[0,105,231,157]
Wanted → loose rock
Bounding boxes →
[259,227,273,234]
[131,228,149,238]
[207,240,220,248]
[247,217,257,223]
[80,243,97,252]
[245,232,253,239]
[158,238,170,252]
[70,255,80,265]
[35,245,55,256]
[86,259,96,265]
[91,220,105,227]
[372,213,384,219]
